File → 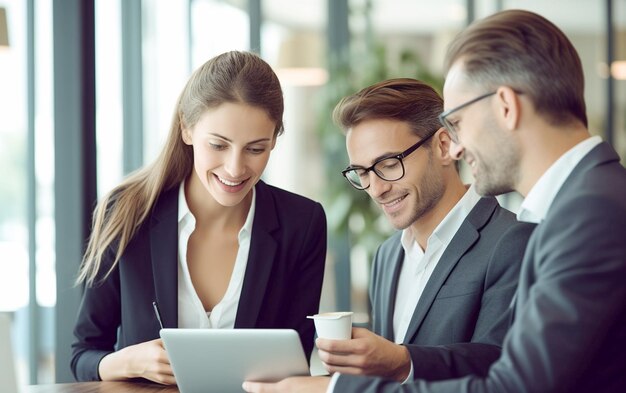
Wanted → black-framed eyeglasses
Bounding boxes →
[438,91,496,142]
[341,130,437,190]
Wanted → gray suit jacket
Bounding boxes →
[368,196,534,381]
[335,142,626,392]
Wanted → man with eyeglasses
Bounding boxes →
[243,78,534,392]
[244,9,626,393]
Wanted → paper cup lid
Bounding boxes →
[307,311,353,320]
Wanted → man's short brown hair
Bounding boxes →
[333,78,443,141]
[444,9,587,127]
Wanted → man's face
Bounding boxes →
[346,118,445,230]
[442,62,520,196]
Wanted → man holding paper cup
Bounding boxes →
[324,78,536,383]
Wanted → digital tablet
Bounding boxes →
[160,328,309,393]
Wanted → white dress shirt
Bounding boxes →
[328,185,481,392]
[517,136,601,224]
[176,180,256,329]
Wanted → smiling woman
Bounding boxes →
[70,51,327,385]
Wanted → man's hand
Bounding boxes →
[316,327,411,382]
[242,376,330,393]
[98,338,176,385]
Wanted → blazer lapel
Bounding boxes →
[149,187,179,328]
[234,181,279,328]
[402,197,497,343]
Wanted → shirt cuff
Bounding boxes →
[401,357,414,384]
[326,373,341,393]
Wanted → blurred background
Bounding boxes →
[0,0,625,385]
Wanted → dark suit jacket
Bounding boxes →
[368,197,534,381]
[335,142,626,392]
[71,180,327,382]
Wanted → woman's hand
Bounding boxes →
[98,338,176,385]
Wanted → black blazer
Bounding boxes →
[369,197,534,380]
[335,142,626,392]
[71,180,327,382]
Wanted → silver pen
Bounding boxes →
[152,301,164,329]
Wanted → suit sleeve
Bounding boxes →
[335,193,626,392]
[404,222,534,380]
[70,247,121,382]
[289,202,327,360]
[369,246,385,335]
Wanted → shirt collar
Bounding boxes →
[517,136,602,224]
[401,185,482,253]
[177,180,256,237]
[432,184,481,244]
[178,180,190,223]
[240,188,256,237]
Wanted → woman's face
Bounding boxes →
[183,102,276,208]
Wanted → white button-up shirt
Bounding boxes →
[176,181,256,329]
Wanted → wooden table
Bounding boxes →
[26,382,179,393]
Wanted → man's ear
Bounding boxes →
[496,86,522,131]
[433,127,456,167]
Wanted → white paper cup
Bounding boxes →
[307,312,353,340]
